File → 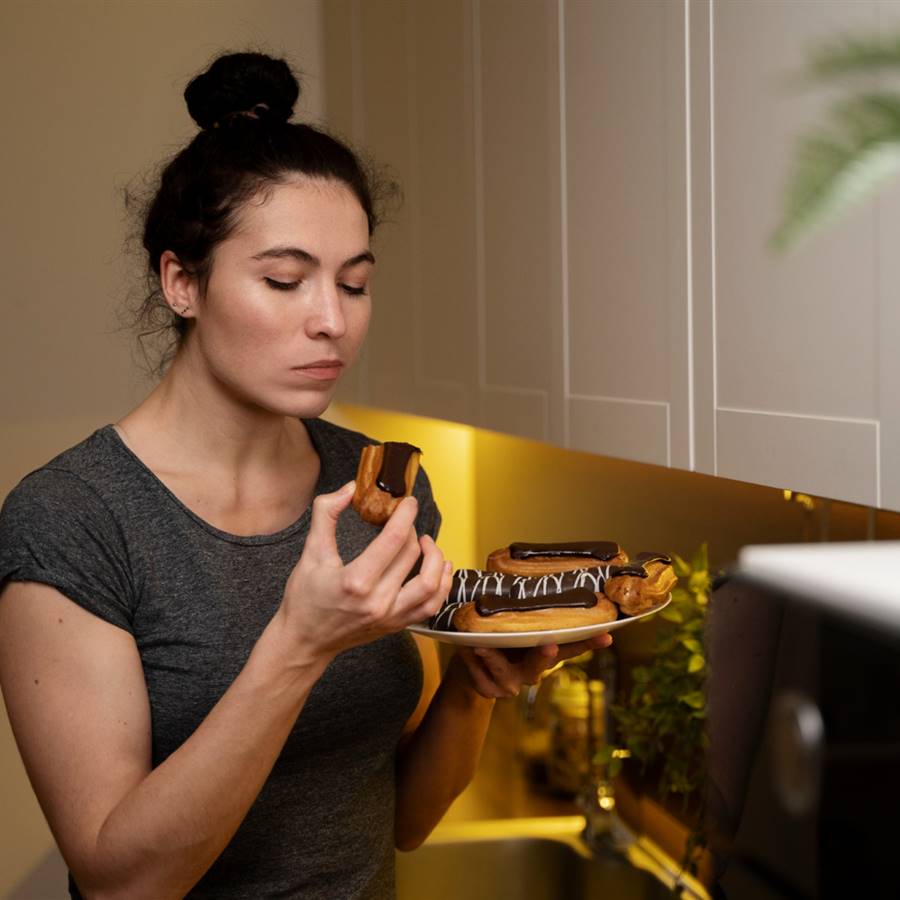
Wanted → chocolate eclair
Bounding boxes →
[431,565,618,633]
[486,541,628,575]
[603,553,676,616]
[352,442,422,525]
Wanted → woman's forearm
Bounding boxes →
[83,613,328,900]
[394,654,494,851]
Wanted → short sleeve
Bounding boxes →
[0,468,136,632]
[412,465,442,541]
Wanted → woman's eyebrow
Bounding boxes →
[249,247,375,268]
[251,246,318,264]
[341,251,376,269]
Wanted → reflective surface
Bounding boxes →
[708,577,900,898]
[396,834,675,900]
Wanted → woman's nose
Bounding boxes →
[305,284,347,339]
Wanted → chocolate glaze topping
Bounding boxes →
[376,442,421,498]
[607,553,673,580]
[476,586,597,616]
[509,541,621,561]
[429,565,610,631]
[453,566,608,602]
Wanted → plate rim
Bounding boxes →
[407,595,671,647]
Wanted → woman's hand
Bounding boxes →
[451,633,614,699]
[276,481,452,663]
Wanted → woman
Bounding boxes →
[0,52,610,899]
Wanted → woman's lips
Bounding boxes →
[292,361,344,381]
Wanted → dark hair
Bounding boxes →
[132,51,388,375]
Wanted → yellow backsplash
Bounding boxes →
[328,403,900,574]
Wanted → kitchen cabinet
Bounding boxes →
[693,0,890,508]
[325,0,900,510]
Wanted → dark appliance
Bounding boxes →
[706,575,900,899]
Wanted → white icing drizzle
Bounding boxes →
[429,564,611,631]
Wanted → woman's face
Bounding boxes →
[184,177,373,418]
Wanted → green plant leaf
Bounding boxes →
[687,653,705,673]
[772,93,900,252]
[689,570,711,596]
[671,553,691,578]
[804,34,900,80]
[680,637,703,654]
[679,691,705,709]
[690,542,708,575]
[658,605,683,623]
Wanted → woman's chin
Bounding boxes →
[272,386,338,420]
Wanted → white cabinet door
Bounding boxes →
[473,0,563,442]
[563,0,691,469]
[693,0,889,506]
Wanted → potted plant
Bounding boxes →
[772,32,900,251]
[596,544,713,878]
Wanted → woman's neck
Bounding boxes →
[116,351,314,483]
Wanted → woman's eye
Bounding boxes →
[264,277,299,291]
[340,283,368,297]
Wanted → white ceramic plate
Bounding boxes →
[407,596,670,648]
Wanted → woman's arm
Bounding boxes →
[0,579,327,900]
[394,640,494,851]
[0,484,449,899]
[394,632,613,851]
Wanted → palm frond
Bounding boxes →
[771,92,900,252]
[804,35,900,79]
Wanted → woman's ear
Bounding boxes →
[159,250,199,319]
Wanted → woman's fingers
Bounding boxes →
[472,647,534,696]
[404,558,453,624]
[555,634,613,662]
[304,481,356,562]
[393,535,447,608]
[454,648,505,699]
[380,529,427,597]
[341,496,420,592]
[463,635,614,698]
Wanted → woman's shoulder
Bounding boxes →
[1,427,137,629]
[0,426,147,543]
[3,426,125,510]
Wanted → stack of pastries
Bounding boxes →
[430,541,676,633]
[348,446,676,635]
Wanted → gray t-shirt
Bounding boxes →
[0,419,441,899]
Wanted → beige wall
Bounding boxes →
[0,2,324,894]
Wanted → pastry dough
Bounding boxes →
[452,593,618,632]
[486,541,628,575]
[431,565,612,633]
[352,442,421,525]
[604,553,677,616]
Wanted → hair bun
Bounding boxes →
[184,52,300,130]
